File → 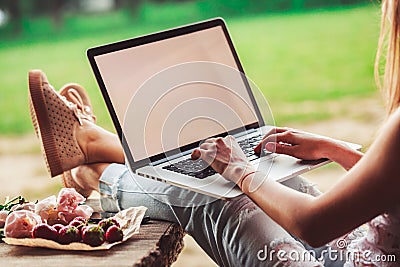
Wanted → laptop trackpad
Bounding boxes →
[256,154,328,183]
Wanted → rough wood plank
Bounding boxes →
[134,223,185,267]
[0,221,184,267]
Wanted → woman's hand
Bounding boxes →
[191,136,256,186]
[254,127,333,161]
[254,127,363,170]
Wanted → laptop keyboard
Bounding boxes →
[163,133,272,179]
[237,133,264,160]
[163,158,217,179]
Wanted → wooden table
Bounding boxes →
[0,221,185,267]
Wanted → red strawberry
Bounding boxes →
[69,217,87,231]
[79,225,89,237]
[52,224,64,232]
[98,218,120,232]
[105,225,123,243]
[58,225,81,244]
[47,218,68,226]
[82,225,104,247]
[32,223,58,242]
[71,216,86,223]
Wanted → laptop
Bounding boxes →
[87,18,360,200]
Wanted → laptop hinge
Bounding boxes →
[150,150,192,166]
[233,128,257,138]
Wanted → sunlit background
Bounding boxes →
[0,1,385,266]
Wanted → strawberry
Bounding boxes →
[82,225,104,247]
[98,218,120,232]
[0,210,8,228]
[52,224,64,232]
[105,225,123,243]
[47,218,68,226]
[80,225,88,237]
[69,217,87,231]
[71,216,86,223]
[58,225,81,244]
[32,223,58,242]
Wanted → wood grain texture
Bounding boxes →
[0,221,185,267]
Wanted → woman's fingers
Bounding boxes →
[191,147,216,163]
[191,135,252,182]
[268,131,299,144]
[191,149,201,160]
[265,142,295,156]
[254,127,288,154]
[255,130,300,154]
[191,136,236,163]
[200,141,213,150]
[191,142,227,174]
[216,136,234,148]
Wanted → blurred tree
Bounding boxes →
[292,0,305,10]
[114,0,124,9]
[52,0,68,30]
[0,0,70,34]
[0,0,22,34]
[113,0,143,15]
[36,0,69,30]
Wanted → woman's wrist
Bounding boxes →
[318,138,338,160]
[239,171,256,190]
[320,139,363,170]
[239,170,267,194]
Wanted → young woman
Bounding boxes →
[28,1,399,266]
[191,0,400,264]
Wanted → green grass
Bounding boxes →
[230,5,380,123]
[231,6,380,99]
[0,4,380,135]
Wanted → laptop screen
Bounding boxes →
[91,20,260,162]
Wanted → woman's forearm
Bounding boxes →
[238,110,400,248]
[240,173,319,245]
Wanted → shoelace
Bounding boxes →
[53,88,92,126]
[66,88,95,123]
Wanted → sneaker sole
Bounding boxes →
[29,70,63,177]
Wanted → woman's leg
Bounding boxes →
[98,163,177,222]
[98,163,327,266]
[76,121,125,164]
[55,125,343,266]
[28,72,337,266]
[37,107,337,266]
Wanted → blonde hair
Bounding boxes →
[375,0,400,115]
